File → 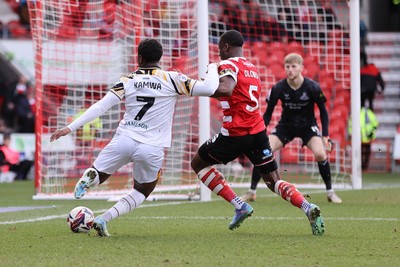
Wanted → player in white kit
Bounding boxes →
[50,39,220,236]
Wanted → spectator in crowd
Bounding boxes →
[360,51,385,111]
[316,0,339,30]
[360,19,368,52]
[2,81,16,130]
[0,119,6,134]
[297,0,313,31]
[315,0,340,43]
[13,77,34,133]
[277,0,300,40]
[71,101,102,147]
[0,132,34,180]
[17,0,30,29]
[348,107,379,170]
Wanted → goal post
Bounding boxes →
[29,0,359,201]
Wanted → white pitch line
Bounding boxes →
[127,216,400,221]
[0,201,187,225]
[1,213,399,226]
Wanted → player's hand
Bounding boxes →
[50,127,72,142]
[323,136,334,153]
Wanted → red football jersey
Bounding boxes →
[217,57,265,136]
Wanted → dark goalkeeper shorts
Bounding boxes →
[198,129,275,168]
[271,124,322,147]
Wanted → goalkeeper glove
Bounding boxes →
[323,136,334,153]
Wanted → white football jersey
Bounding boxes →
[110,67,197,147]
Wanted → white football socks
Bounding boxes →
[102,189,146,222]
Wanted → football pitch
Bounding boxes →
[0,173,399,267]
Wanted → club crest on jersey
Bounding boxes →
[176,73,189,82]
[300,92,309,101]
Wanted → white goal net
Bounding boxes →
[29,0,355,201]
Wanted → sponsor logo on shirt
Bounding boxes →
[284,93,290,100]
[262,149,272,159]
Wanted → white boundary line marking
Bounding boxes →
[1,200,399,225]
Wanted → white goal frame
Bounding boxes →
[32,0,361,201]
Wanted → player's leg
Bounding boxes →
[73,135,128,199]
[241,134,283,202]
[307,135,342,203]
[94,140,164,237]
[367,91,375,111]
[241,167,261,202]
[191,134,253,230]
[249,131,324,235]
[361,143,371,170]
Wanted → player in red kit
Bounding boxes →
[191,30,325,235]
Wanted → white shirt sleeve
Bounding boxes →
[67,91,120,132]
[190,63,220,96]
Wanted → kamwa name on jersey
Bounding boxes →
[134,81,161,90]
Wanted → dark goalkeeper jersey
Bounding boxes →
[263,77,329,136]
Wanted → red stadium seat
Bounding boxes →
[267,50,286,66]
[268,63,286,80]
[333,93,350,108]
[279,147,299,164]
[209,43,219,63]
[172,56,188,72]
[306,41,324,58]
[302,147,315,163]
[331,104,349,122]
[318,69,335,80]
[303,61,320,80]
[248,42,267,66]
[303,54,319,66]
[7,20,29,38]
[266,41,287,57]
[328,29,344,46]
[286,41,304,56]
[319,76,335,92]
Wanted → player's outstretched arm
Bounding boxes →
[50,91,120,142]
[191,63,220,96]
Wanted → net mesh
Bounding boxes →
[29,0,352,200]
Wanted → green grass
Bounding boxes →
[1,173,399,267]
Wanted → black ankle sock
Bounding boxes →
[318,160,332,190]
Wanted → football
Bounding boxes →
[67,206,95,233]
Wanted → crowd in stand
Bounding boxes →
[209,0,344,45]
[0,75,35,134]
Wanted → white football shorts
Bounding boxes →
[93,133,164,184]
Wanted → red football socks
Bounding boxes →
[198,167,236,202]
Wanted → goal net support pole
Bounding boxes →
[348,0,362,189]
[197,0,212,202]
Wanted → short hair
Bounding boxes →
[284,53,304,65]
[138,39,163,63]
[220,30,244,47]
